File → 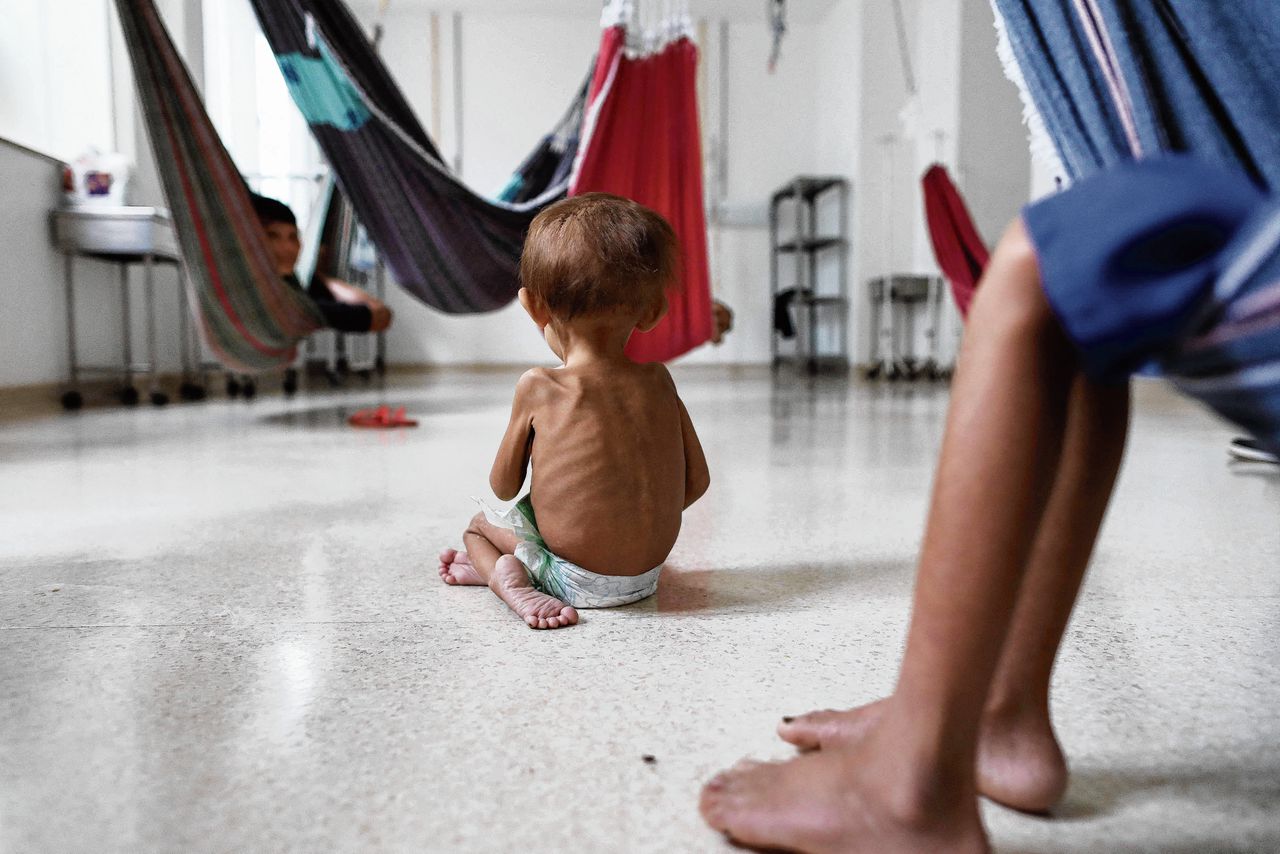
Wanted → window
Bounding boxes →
[203,0,326,231]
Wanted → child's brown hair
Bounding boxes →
[519,193,680,320]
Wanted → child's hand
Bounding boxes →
[369,304,393,332]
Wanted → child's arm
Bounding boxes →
[677,396,710,509]
[323,277,379,306]
[322,277,393,331]
[675,391,716,507]
[489,371,539,501]
[655,365,710,508]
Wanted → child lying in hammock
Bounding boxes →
[438,193,710,629]
[251,193,393,334]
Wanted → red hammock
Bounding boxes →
[922,164,989,318]
[571,26,714,363]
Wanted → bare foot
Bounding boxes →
[975,704,1068,815]
[438,548,484,586]
[490,554,578,629]
[777,699,888,753]
[777,699,1067,814]
[700,743,987,853]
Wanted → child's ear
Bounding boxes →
[518,287,551,327]
[637,294,669,333]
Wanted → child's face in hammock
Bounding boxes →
[262,221,301,276]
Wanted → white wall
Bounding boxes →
[0,1,116,163]
[825,0,1029,365]
[682,18,825,367]
[0,0,198,389]
[957,0,1031,245]
[0,142,76,388]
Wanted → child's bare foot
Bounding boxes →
[490,554,578,629]
[438,548,484,585]
[700,739,988,853]
[778,699,1067,814]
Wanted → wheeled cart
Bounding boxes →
[51,206,205,410]
[863,274,952,381]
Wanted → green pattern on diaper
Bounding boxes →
[474,496,662,609]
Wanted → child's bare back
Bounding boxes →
[438,193,709,628]
[509,361,699,576]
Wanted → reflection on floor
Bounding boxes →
[1,368,1277,852]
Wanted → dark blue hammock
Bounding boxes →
[247,0,587,313]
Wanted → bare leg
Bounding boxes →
[977,374,1129,810]
[702,221,1082,852]
[457,513,579,630]
[781,376,1130,813]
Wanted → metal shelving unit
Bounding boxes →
[769,176,850,374]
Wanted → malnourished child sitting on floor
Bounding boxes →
[438,193,710,629]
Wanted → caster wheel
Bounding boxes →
[282,369,299,397]
[226,376,242,398]
[120,386,140,406]
[335,357,350,376]
[179,382,206,401]
[862,362,883,380]
[374,356,386,375]
[150,391,169,407]
[241,379,257,400]
[61,391,83,411]
[357,369,372,382]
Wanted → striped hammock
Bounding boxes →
[992,0,1280,190]
[994,0,1280,453]
[115,0,325,372]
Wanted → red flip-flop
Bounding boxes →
[348,404,419,429]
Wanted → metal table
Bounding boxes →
[51,206,206,410]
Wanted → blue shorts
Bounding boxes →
[1024,156,1280,453]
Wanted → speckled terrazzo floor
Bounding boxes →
[1,367,1277,853]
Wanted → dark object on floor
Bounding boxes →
[773,289,797,339]
[642,754,657,764]
[1229,437,1279,464]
